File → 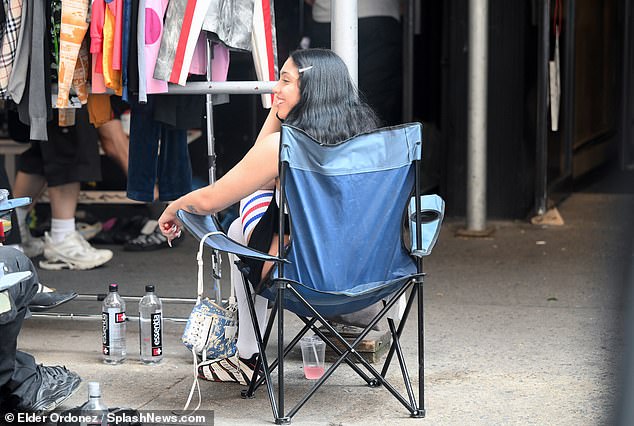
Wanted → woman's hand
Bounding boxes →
[158,205,182,247]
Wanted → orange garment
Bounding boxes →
[102,4,122,95]
[87,94,113,128]
[56,0,90,108]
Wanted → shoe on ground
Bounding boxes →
[39,231,113,270]
[198,354,258,386]
[16,365,81,413]
[123,220,182,251]
[28,289,78,312]
[21,237,44,258]
[76,221,103,241]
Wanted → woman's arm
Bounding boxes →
[159,132,280,240]
[255,106,282,145]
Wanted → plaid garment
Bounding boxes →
[0,0,22,99]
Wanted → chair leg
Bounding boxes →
[286,284,419,416]
[240,274,280,420]
[415,274,426,418]
[276,280,291,424]
[242,302,278,399]
[386,316,417,408]
[381,286,418,378]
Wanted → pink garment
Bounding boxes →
[107,0,124,70]
[145,0,169,94]
[188,35,230,82]
[90,0,107,92]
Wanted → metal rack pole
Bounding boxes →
[205,34,223,304]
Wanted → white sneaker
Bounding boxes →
[21,237,45,258]
[40,231,113,270]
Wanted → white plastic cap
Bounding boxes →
[88,381,101,397]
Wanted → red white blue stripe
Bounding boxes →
[240,190,274,240]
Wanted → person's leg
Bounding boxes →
[47,182,79,244]
[12,171,47,257]
[41,183,113,270]
[0,247,81,413]
[0,248,39,409]
[97,119,129,175]
[227,218,268,360]
[38,108,113,270]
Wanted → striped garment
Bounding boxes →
[251,0,278,108]
[0,0,22,99]
[239,190,274,241]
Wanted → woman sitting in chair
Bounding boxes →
[158,48,381,381]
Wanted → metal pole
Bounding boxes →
[164,80,276,95]
[402,0,415,122]
[205,35,222,304]
[331,0,358,84]
[535,0,550,216]
[621,0,632,169]
[561,0,576,178]
[466,0,489,231]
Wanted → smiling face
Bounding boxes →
[272,58,301,120]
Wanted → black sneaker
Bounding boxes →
[16,365,81,413]
[123,223,182,251]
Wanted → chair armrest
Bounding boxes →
[177,209,288,263]
[408,194,445,257]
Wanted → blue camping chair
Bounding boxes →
[177,123,444,424]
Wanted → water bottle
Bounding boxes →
[139,284,163,364]
[102,283,126,364]
[80,382,108,426]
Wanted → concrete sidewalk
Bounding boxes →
[15,191,633,425]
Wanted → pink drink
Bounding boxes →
[303,365,325,380]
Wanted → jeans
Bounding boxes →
[127,96,193,202]
[0,247,39,410]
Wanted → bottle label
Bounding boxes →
[151,312,163,356]
[102,309,126,356]
[102,312,109,353]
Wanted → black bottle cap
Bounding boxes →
[145,285,155,293]
[109,284,118,292]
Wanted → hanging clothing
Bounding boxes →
[0,0,23,98]
[142,0,169,94]
[102,0,122,94]
[89,0,107,93]
[251,0,278,108]
[154,0,213,86]
[70,36,90,104]
[125,0,139,97]
[6,0,29,103]
[17,0,50,141]
[121,0,132,100]
[203,0,253,51]
[188,36,230,79]
[136,0,146,102]
[56,0,90,108]
[127,96,192,202]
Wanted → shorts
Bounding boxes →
[18,107,102,187]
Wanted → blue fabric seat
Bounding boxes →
[178,122,444,423]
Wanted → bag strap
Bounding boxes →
[196,231,236,304]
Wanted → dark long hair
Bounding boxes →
[284,49,381,145]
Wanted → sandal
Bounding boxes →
[197,354,257,385]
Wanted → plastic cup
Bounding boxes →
[300,336,326,380]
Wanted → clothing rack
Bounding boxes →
[57,33,276,318]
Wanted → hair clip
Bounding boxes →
[298,65,314,73]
